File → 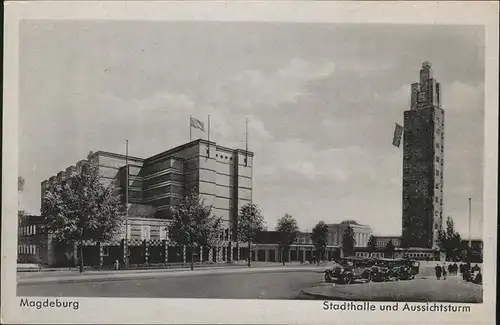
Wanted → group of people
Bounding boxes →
[434,262,482,283]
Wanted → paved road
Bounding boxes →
[18,270,324,299]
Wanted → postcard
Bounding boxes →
[2,1,498,324]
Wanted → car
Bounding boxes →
[369,265,389,282]
[371,258,418,281]
[324,257,373,284]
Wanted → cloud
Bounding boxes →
[213,58,335,109]
[256,138,373,184]
[445,81,484,112]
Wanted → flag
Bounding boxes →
[190,116,205,132]
[393,123,403,148]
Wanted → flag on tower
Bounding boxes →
[190,116,206,132]
[392,123,403,148]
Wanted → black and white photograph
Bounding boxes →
[2,2,498,325]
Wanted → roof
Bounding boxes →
[342,256,367,261]
[146,139,254,164]
[93,151,144,162]
[374,236,402,239]
[340,220,360,225]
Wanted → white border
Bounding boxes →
[2,1,498,324]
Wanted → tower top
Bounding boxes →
[422,61,432,69]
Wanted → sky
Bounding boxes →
[18,21,485,238]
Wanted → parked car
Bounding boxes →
[371,258,418,281]
[324,257,372,284]
[370,259,396,282]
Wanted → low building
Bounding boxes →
[374,236,402,249]
[252,231,340,262]
[326,220,372,248]
[17,214,48,264]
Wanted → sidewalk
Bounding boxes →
[18,262,325,286]
[301,275,482,303]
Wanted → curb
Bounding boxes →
[300,290,350,301]
[18,267,323,286]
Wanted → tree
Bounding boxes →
[367,235,377,254]
[341,225,356,257]
[275,213,299,266]
[311,221,329,263]
[385,240,395,258]
[41,155,125,272]
[168,191,223,270]
[437,217,462,261]
[237,203,266,267]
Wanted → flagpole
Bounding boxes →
[208,114,211,157]
[468,198,472,248]
[245,118,249,166]
[189,116,192,142]
[125,140,129,268]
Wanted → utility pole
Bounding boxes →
[125,140,129,268]
[468,197,472,248]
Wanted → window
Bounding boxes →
[436,156,440,163]
[436,143,440,149]
[127,225,131,240]
[435,170,439,176]
[160,226,167,240]
[435,197,439,203]
[141,225,151,240]
[435,183,439,189]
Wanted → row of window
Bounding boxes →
[18,244,37,254]
[216,154,232,160]
[127,225,168,241]
[405,252,432,258]
[356,252,384,258]
[143,173,184,188]
[19,225,37,236]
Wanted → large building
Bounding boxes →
[35,139,254,266]
[326,220,372,248]
[402,61,444,249]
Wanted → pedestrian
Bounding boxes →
[473,264,480,272]
[435,264,442,280]
[447,263,452,276]
[442,264,447,280]
[474,269,482,285]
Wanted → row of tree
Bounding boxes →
[35,154,470,272]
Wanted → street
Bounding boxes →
[18,269,323,299]
[17,263,482,302]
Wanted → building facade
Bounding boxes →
[326,221,372,248]
[17,214,48,264]
[402,61,444,249]
[374,236,402,249]
[252,231,341,262]
[36,139,253,266]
